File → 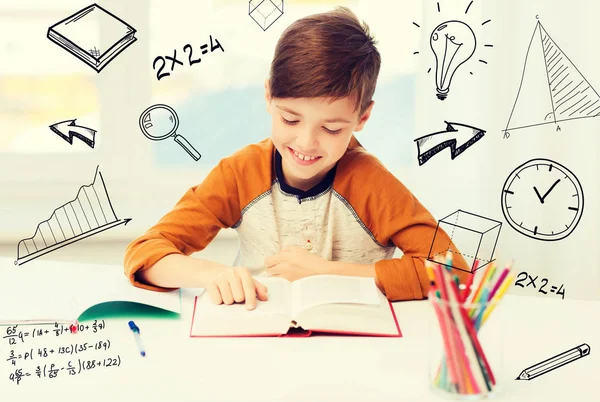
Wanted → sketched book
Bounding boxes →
[47,3,137,72]
[190,275,402,337]
[0,258,180,325]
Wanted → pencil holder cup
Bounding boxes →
[427,290,504,400]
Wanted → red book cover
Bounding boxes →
[189,297,402,338]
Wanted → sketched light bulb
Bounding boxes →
[430,20,476,100]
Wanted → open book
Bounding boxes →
[190,275,401,337]
[0,258,180,325]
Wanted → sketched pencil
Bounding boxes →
[516,343,591,381]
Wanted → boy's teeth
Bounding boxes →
[293,150,318,160]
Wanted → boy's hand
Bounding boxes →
[265,246,329,281]
[206,266,268,310]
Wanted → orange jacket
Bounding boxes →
[124,136,470,301]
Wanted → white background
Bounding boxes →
[0,0,598,301]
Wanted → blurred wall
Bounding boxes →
[0,0,598,300]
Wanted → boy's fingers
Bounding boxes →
[278,273,291,281]
[239,272,257,310]
[268,261,291,276]
[206,282,222,305]
[228,272,245,303]
[264,255,278,267]
[216,278,234,305]
[266,265,281,276]
[254,279,269,301]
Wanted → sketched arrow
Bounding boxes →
[414,121,486,166]
[49,119,97,148]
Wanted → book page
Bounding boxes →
[295,290,400,336]
[193,276,292,319]
[190,277,293,336]
[290,275,380,318]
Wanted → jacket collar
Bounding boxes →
[274,147,337,200]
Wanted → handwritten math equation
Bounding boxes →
[514,271,565,299]
[3,320,105,345]
[6,339,112,366]
[153,35,225,81]
[9,356,121,385]
[3,321,120,386]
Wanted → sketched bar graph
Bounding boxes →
[15,166,131,265]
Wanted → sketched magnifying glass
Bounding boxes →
[138,104,201,161]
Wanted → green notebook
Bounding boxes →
[78,300,181,322]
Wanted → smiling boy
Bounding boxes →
[123,7,469,309]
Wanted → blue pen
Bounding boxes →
[128,320,146,357]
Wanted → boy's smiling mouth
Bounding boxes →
[288,146,322,165]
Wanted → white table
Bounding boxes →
[2,290,599,402]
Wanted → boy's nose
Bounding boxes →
[295,130,319,154]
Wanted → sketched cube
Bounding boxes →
[427,210,502,273]
[249,0,284,31]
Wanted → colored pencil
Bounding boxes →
[461,271,475,302]
[438,355,447,388]
[487,261,512,301]
[474,288,488,330]
[433,263,464,392]
[427,255,513,396]
[451,286,496,388]
[485,260,497,284]
[431,291,454,389]
[445,250,454,270]
[425,260,437,289]
[434,256,466,392]
[427,260,453,391]
[471,258,480,274]
[468,262,494,304]
[443,267,487,393]
[482,273,513,325]
[468,261,496,318]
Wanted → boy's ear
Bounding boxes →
[264,78,272,113]
[354,100,375,132]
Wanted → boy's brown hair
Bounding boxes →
[269,7,381,117]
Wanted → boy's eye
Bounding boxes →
[281,116,341,135]
[281,116,299,125]
[323,127,342,135]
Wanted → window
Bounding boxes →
[0,2,142,189]
[1,1,421,242]
[0,2,149,242]
[145,1,420,172]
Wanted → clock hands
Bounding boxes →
[533,179,561,204]
[533,186,544,203]
[542,179,561,202]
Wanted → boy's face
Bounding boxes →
[265,79,374,191]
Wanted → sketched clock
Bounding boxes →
[500,158,584,241]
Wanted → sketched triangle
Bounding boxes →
[541,24,600,120]
[505,22,555,131]
[505,21,600,133]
